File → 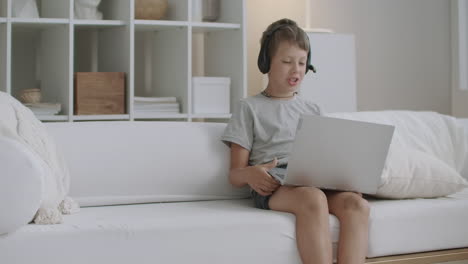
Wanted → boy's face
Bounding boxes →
[268,41,308,95]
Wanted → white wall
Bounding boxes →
[309,0,453,114]
[453,70,468,117]
[247,0,454,114]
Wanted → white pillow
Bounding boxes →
[462,158,468,180]
[375,145,468,199]
[327,111,468,199]
[0,137,43,235]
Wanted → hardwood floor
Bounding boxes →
[365,248,468,264]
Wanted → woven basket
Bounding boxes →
[19,88,41,104]
[135,0,168,20]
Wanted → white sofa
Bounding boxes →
[1,120,468,264]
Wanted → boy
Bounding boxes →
[221,18,369,264]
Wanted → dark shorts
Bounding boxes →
[251,164,288,210]
[251,189,272,210]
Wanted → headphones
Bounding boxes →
[257,24,316,74]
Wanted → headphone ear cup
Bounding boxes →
[258,24,292,74]
[257,39,270,74]
[305,33,312,74]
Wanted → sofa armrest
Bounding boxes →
[0,137,43,235]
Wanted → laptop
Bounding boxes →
[268,114,395,195]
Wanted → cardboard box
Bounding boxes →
[192,77,230,114]
[74,72,126,115]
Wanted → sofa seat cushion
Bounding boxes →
[1,191,468,263]
[0,199,339,264]
[367,187,468,257]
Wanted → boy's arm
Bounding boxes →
[229,143,280,196]
[228,143,251,187]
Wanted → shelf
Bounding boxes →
[74,26,130,72]
[72,115,130,121]
[0,0,6,17]
[191,22,241,33]
[191,114,231,119]
[134,26,189,113]
[2,0,246,123]
[73,19,127,28]
[37,115,69,121]
[11,18,69,26]
[133,113,188,119]
[11,22,70,116]
[134,20,189,31]
[191,25,245,117]
[0,22,5,93]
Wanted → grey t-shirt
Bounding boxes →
[221,93,322,166]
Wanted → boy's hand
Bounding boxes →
[248,158,281,196]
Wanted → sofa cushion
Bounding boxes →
[0,199,337,263]
[45,122,250,207]
[0,137,43,235]
[1,190,468,262]
[367,188,468,257]
[375,145,468,199]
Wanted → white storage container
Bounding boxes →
[192,77,230,114]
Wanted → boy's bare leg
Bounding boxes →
[326,191,370,264]
[269,186,332,264]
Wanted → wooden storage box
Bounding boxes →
[74,72,126,115]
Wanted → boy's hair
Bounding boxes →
[257,18,312,74]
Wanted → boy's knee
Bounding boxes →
[294,187,328,214]
[341,193,370,217]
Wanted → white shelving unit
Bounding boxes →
[0,0,8,96]
[0,0,246,122]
